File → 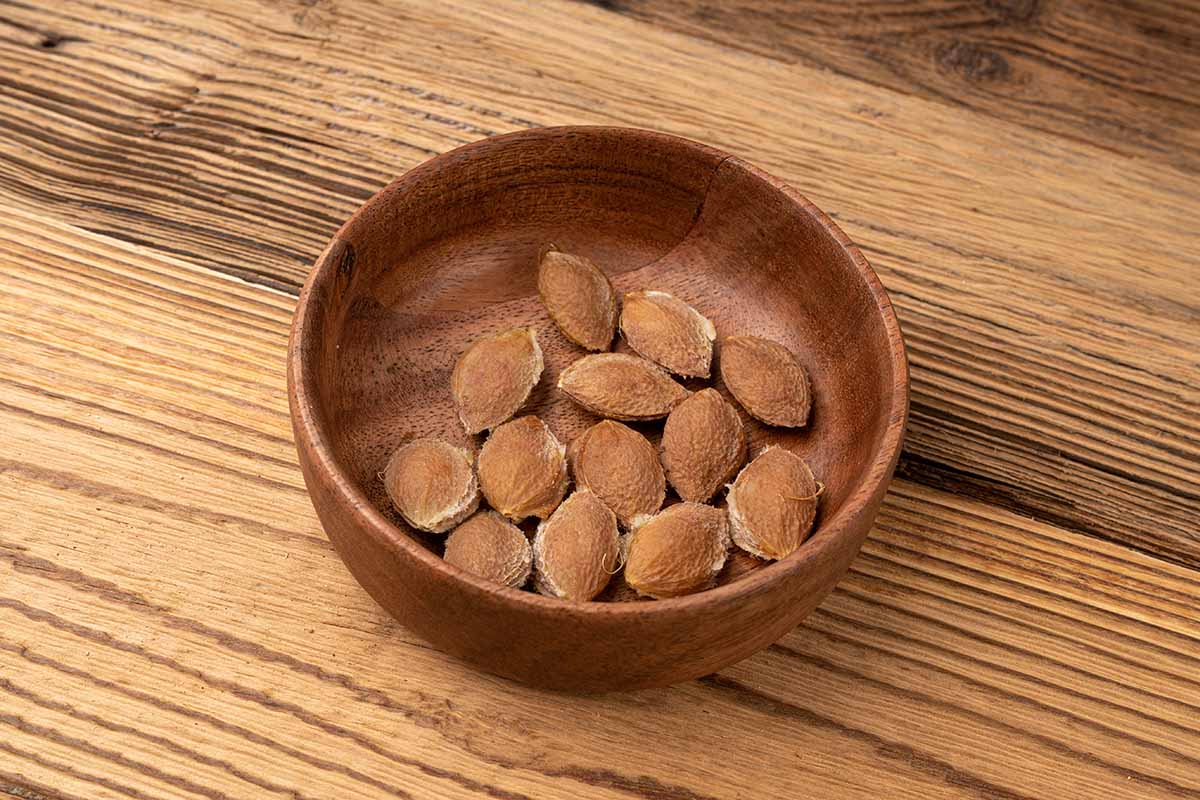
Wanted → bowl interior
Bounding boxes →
[310,127,901,597]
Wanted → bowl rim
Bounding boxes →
[289,125,909,620]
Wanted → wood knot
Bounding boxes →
[38,33,84,49]
[985,0,1039,23]
[336,241,357,285]
[35,31,85,50]
[333,241,355,297]
[936,40,1011,83]
[580,0,625,11]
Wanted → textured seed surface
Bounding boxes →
[624,503,731,599]
[727,447,819,560]
[443,511,532,588]
[569,420,665,528]
[383,439,479,533]
[619,290,716,377]
[537,248,618,351]
[477,416,568,522]
[451,327,543,434]
[660,388,747,503]
[557,353,689,420]
[719,335,811,427]
[534,489,620,601]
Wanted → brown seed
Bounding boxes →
[443,511,532,588]
[537,248,618,351]
[624,503,731,599]
[619,290,715,377]
[382,438,479,533]
[477,416,568,522]
[533,489,621,601]
[569,420,665,528]
[726,447,819,560]
[557,353,689,420]
[719,335,811,427]
[660,388,747,503]
[451,327,543,434]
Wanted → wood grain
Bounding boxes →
[0,0,1197,796]
[589,0,1200,173]
[2,188,1198,800]
[0,0,1195,567]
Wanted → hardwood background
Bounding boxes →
[1,1,1197,797]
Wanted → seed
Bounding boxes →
[619,290,715,377]
[660,388,747,503]
[718,335,811,427]
[451,327,543,434]
[382,438,480,533]
[537,247,618,351]
[569,420,665,528]
[477,416,568,522]
[726,447,820,560]
[624,503,731,599]
[443,511,532,588]
[557,352,689,420]
[533,489,621,601]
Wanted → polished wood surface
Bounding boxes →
[1,0,1197,797]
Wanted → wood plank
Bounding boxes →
[587,0,1200,173]
[0,0,1194,564]
[1,211,1198,799]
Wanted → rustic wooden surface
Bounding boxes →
[0,0,1197,797]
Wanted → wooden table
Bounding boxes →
[2,2,1197,798]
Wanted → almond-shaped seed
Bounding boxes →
[619,290,715,377]
[569,420,665,528]
[624,503,730,599]
[444,511,532,588]
[538,248,618,351]
[660,388,747,503]
[383,439,480,533]
[719,335,811,427]
[727,447,819,560]
[534,489,620,601]
[477,416,568,522]
[451,328,543,434]
[557,353,689,420]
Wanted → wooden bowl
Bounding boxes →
[288,126,907,692]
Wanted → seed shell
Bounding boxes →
[534,489,621,601]
[537,248,618,351]
[660,388,747,503]
[557,353,689,420]
[569,420,665,528]
[383,438,480,533]
[624,502,731,599]
[619,290,715,378]
[726,447,819,560]
[444,511,533,588]
[451,327,544,434]
[718,335,811,427]
[477,416,568,522]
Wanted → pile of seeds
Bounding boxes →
[383,247,822,601]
